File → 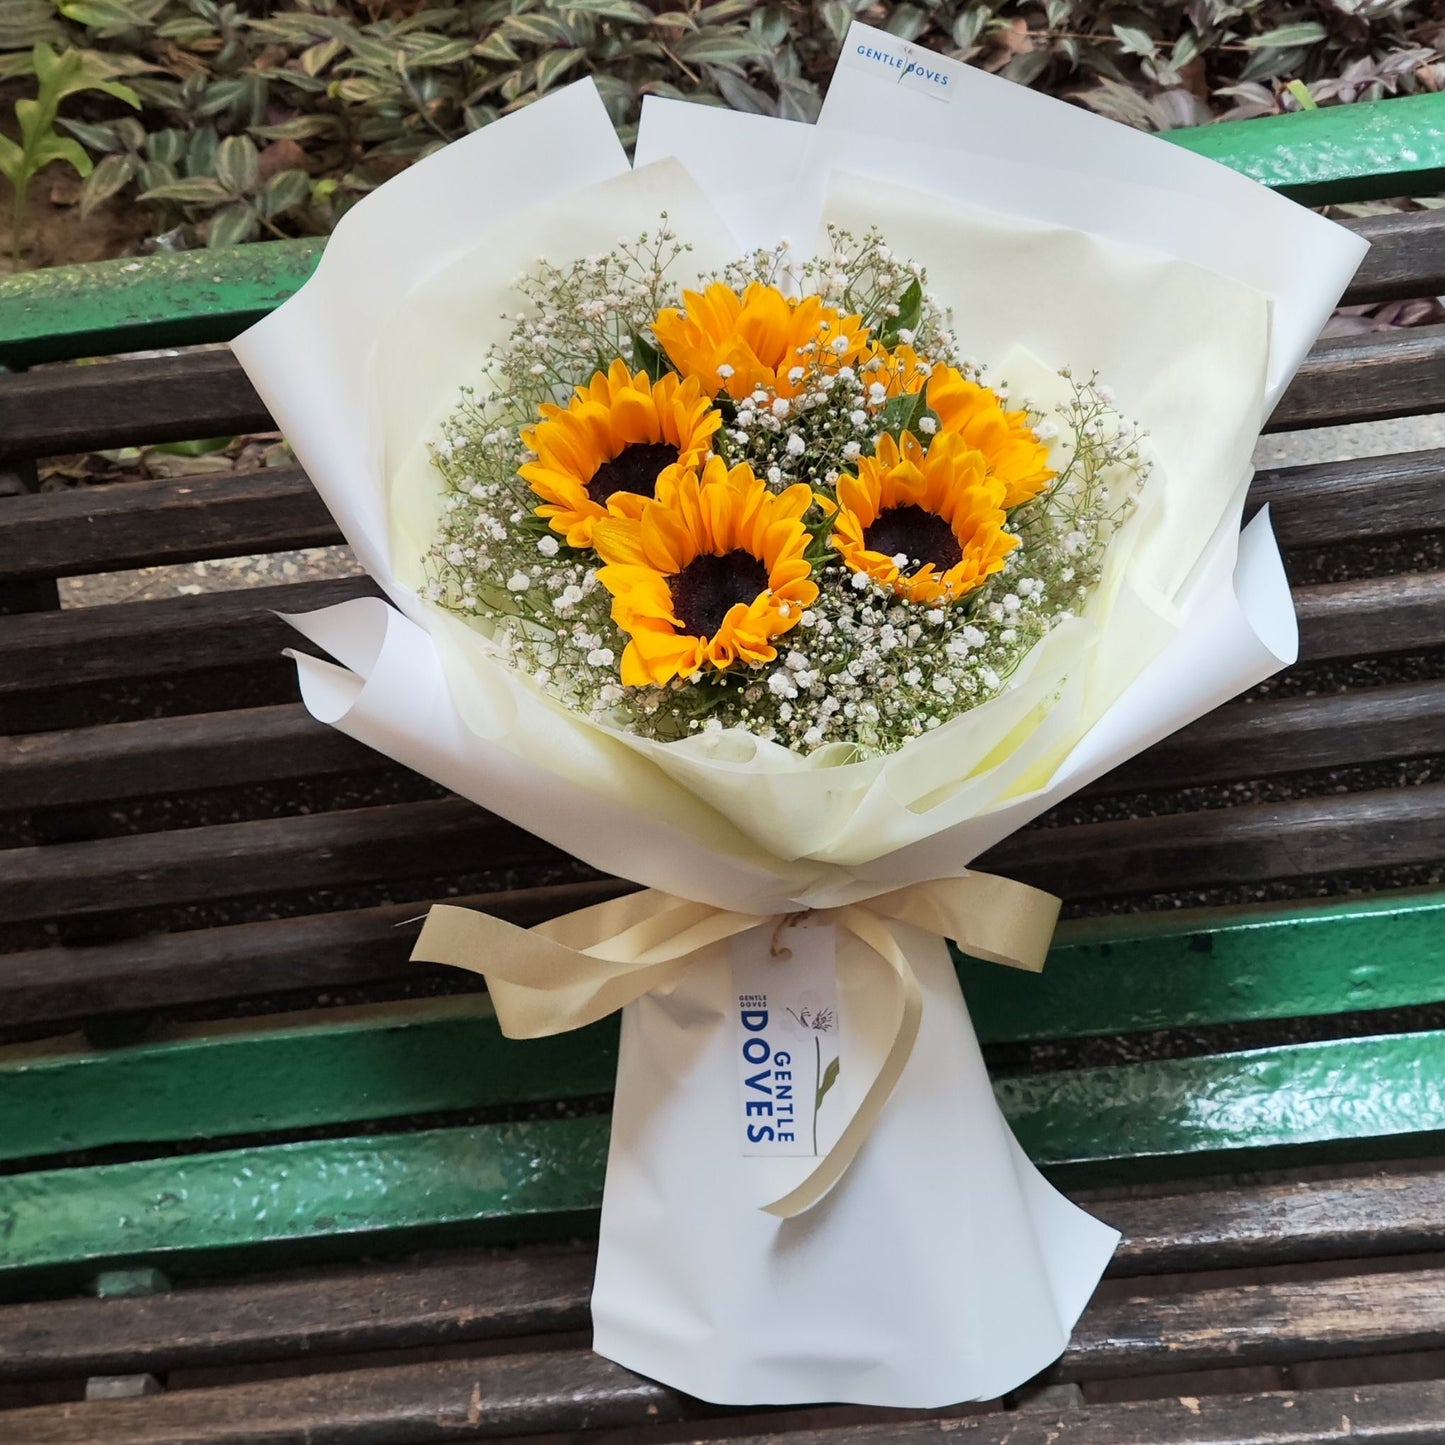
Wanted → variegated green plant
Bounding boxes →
[1,0,1439,252]
[0,41,138,263]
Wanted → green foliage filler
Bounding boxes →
[0,40,137,261]
[0,1,1440,251]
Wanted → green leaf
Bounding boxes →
[1111,23,1157,57]
[214,134,259,195]
[879,276,922,345]
[473,31,520,63]
[251,114,339,142]
[534,46,584,94]
[138,176,231,205]
[819,0,853,44]
[30,132,93,177]
[1003,48,1051,86]
[816,1055,839,1111]
[299,37,345,76]
[57,116,124,152]
[0,133,23,185]
[79,151,134,214]
[256,167,311,219]
[150,436,234,456]
[952,4,990,51]
[629,330,670,383]
[875,389,931,441]
[134,157,176,192]
[206,201,259,247]
[1285,78,1319,110]
[499,12,572,46]
[676,30,773,66]
[1241,22,1328,48]
[144,127,185,166]
[557,0,652,21]
[185,126,217,177]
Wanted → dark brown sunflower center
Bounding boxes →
[864,504,961,571]
[587,442,679,507]
[669,551,769,639]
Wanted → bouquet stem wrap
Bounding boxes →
[411,873,1058,1217]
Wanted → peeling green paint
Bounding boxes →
[2,1030,1441,1293]
[960,889,1445,1043]
[0,238,320,368]
[1162,90,1445,205]
[0,1117,611,1293]
[4,893,1441,1166]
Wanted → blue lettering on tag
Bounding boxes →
[853,42,951,94]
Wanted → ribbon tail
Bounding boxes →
[761,906,924,1219]
[871,873,1060,974]
[411,895,764,1039]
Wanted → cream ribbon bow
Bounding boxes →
[411,872,1058,1217]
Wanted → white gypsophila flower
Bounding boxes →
[537,535,559,557]
[507,572,531,592]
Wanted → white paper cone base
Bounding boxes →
[591,922,1119,1407]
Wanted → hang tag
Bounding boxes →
[730,921,841,1158]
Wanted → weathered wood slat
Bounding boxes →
[0,351,272,464]
[0,575,378,699]
[699,1383,1445,1445]
[3,1280,1445,1442]
[1341,208,1445,305]
[0,883,631,1025]
[4,440,1443,587]
[1248,447,1445,548]
[0,798,564,926]
[3,324,1442,465]
[7,675,1441,818]
[1266,323,1445,432]
[2,783,1440,928]
[1294,571,1445,662]
[1,1165,1440,1380]
[1,704,386,812]
[990,783,1444,901]
[0,468,340,581]
[2,568,1439,711]
[1091,680,1445,792]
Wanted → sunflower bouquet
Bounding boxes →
[233,21,1365,1413]
[422,230,1144,755]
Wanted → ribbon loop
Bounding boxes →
[410,873,1059,1218]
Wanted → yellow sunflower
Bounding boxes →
[652,282,871,402]
[832,430,1016,606]
[519,359,720,547]
[592,457,818,687]
[872,346,1056,509]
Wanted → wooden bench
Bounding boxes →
[1,94,1444,1444]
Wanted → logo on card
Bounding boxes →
[854,42,951,96]
[732,924,842,1158]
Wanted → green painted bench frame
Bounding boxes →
[1,93,1444,1311]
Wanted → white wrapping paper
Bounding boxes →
[233,25,1366,1407]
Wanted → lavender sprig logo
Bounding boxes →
[787,1006,839,1155]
